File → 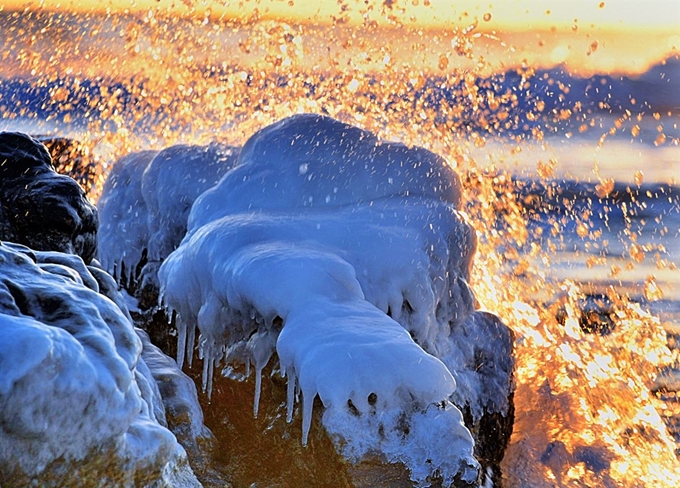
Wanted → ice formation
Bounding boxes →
[98,149,157,283]
[97,143,239,288]
[0,241,199,486]
[159,114,514,485]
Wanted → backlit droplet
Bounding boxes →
[644,276,664,301]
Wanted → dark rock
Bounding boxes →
[555,293,616,335]
[457,311,516,486]
[0,132,98,263]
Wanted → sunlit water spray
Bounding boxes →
[1,3,679,486]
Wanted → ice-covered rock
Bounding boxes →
[97,142,240,294]
[0,241,200,487]
[97,149,158,286]
[0,132,98,263]
[97,142,240,358]
[87,257,216,465]
[159,114,515,485]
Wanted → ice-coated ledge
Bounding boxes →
[0,242,201,487]
[97,142,239,291]
[156,114,515,486]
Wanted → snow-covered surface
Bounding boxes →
[0,241,199,486]
[158,114,512,484]
[97,143,239,288]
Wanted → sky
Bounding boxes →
[4,0,680,33]
[1,0,678,76]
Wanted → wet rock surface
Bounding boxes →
[0,132,98,263]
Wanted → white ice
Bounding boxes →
[0,242,200,486]
[159,114,498,484]
[97,142,239,288]
[97,150,157,284]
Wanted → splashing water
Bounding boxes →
[1,2,679,486]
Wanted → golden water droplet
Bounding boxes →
[483,13,492,22]
[634,171,644,186]
[576,222,589,238]
[644,276,664,301]
[536,160,556,179]
[438,53,449,70]
[630,243,645,263]
[595,178,615,198]
[654,133,666,146]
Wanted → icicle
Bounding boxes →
[202,346,215,400]
[176,316,187,369]
[206,357,215,399]
[201,351,209,393]
[202,342,215,398]
[253,363,263,418]
[389,292,403,321]
[301,388,315,446]
[127,264,133,290]
[115,258,122,281]
[286,369,296,423]
[186,323,196,368]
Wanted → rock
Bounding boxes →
[97,150,158,288]
[554,293,617,335]
[89,257,219,485]
[0,132,98,263]
[97,142,239,296]
[454,312,516,486]
[97,143,239,354]
[156,114,514,486]
[0,242,200,487]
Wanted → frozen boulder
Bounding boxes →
[0,132,98,263]
[97,149,158,288]
[97,143,239,302]
[160,114,515,486]
[97,143,240,357]
[0,242,200,487]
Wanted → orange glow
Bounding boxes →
[2,0,677,76]
[5,0,680,31]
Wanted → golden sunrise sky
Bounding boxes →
[2,0,678,76]
[4,0,679,32]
